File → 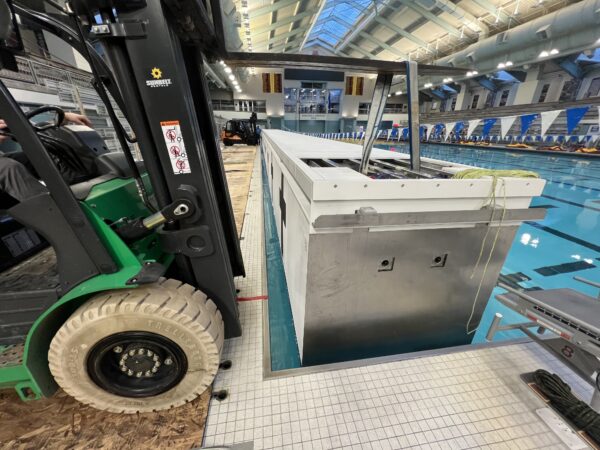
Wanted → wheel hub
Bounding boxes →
[118,347,163,378]
[87,331,187,398]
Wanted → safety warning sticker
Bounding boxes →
[160,120,191,174]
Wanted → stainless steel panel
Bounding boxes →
[302,224,519,365]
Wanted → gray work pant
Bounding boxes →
[0,155,47,202]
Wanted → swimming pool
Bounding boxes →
[266,143,600,370]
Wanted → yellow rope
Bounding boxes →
[451,169,539,334]
[452,168,539,180]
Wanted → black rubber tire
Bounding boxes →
[48,278,224,413]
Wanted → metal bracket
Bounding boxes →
[90,21,147,39]
[158,226,215,258]
[126,261,166,285]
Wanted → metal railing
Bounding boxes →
[359,103,407,115]
[211,99,266,113]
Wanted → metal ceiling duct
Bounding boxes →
[435,0,600,77]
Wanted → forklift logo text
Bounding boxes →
[146,67,172,88]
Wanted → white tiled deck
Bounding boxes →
[203,151,593,450]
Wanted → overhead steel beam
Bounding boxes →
[471,0,513,23]
[303,38,338,53]
[359,31,408,59]
[347,42,374,59]
[225,52,469,76]
[254,28,306,47]
[397,0,462,38]
[335,0,382,52]
[318,15,355,29]
[359,72,393,174]
[373,15,431,49]
[432,0,488,38]
[250,0,299,18]
[203,62,227,89]
[272,39,303,53]
[252,10,313,35]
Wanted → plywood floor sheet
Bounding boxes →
[0,144,258,450]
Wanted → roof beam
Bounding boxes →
[373,15,431,49]
[252,10,313,35]
[315,15,354,29]
[272,39,303,53]
[358,31,408,59]
[249,0,299,18]
[253,27,306,46]
[346,42,373,59]
[471,0,514,23]
[334,0,391,53]
[303,38,338,53]
[396,0,462,38]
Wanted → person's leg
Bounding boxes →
[0,156,47,202]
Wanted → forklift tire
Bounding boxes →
[48,278,224,413]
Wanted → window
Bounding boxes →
[470,94,479,109]
[358,103,370,114]
[284,87,341,114]
[584,77,600,98]
[538,83,550,103]
[301,82,325,89]
[450,97,457,111]
[498,89,510,106]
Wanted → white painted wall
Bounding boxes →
[233,68,284,117]
[513,66,540,105]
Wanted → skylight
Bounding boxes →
[305,0,372,49]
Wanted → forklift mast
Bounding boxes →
[65,0,246,337]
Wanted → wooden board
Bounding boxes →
[221,145,257,236]
[0,145,258,450]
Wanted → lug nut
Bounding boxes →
[128,349,135,356]
[164,358,173,366]
[147,350,153,357]
[138,348,145,355]
[127,369,133,376]
[121,366,127,372]
[136,371,142,378]
[113,346,123,353]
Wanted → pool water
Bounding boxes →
[379,144,600,344]
[266,144,600,370]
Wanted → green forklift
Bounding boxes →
[0,0,246,413]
